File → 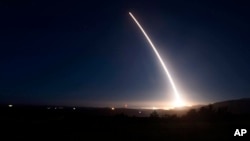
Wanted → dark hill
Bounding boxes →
[210,98,250,114]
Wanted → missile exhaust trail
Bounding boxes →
[129,12,183,106]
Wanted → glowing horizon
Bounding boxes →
[129,12,185,107]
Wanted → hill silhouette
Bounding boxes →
[210,98,250,114]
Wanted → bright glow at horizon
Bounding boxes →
[129,12,185,107]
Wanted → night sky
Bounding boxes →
[0,0,249,108]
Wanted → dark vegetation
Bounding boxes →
[1,99,250,140]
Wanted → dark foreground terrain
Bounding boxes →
[1,99,250,140]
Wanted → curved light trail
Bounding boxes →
[129,12,184,107]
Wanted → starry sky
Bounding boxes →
[0,0,249,108]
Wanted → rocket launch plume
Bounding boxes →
[129,12,184,107]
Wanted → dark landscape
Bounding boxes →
[1,98,250,140]
[1,1,250,140]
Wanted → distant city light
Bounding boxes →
[47,107,51,110]
[138,111,142,114]
[163,107,171,110]
[54,107,57,110]
[124,104,128,108]
[73,107,76,110]
[111,107,115,110]
[8,104,13,108]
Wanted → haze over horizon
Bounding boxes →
[0,0,250,108]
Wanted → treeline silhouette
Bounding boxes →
[0,104,250,140]
[148,104,250,123]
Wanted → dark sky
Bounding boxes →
[0,0,249,108]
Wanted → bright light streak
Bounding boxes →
[129,12,185,107]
